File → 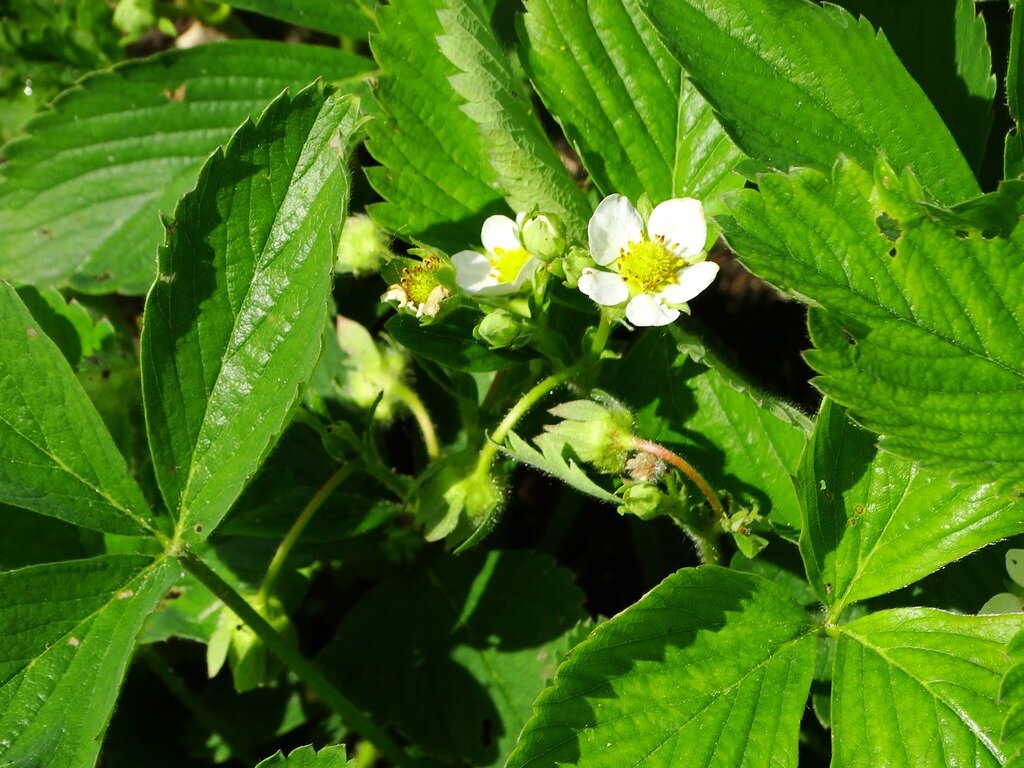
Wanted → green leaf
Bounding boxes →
[799,399,1024,612]
[507,566,815,768]
[0,554,178,766]
[1004,630,1024,764]
[0,504,88,570]
[521,0,743,204]
[255,745,353,768]
[718,157,1024,487]
[831,0,994,171]
[503,430,622,505]
[641,0,979,203]
[608,330,810,530]
[385,310,529,372]
[365,0,507,249]
[140,87,364,542]
[318,550,587,766]
[437,0,590,235]
[833,608,1020,767]
[223,0,375,37]
[0,41,374,294]
[0,282,153,535]
[1009,0,1024,179]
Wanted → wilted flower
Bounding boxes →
[578,194,718,327]
[452,214,540,295]
[382,254,450,318]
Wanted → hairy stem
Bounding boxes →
[178,549,420,768]
[632,438,726,565]
[258,464,356,605]
[392,382,440,459]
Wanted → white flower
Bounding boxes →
[381,254,450,318]
[578,194,718,326]
[452,213,541,296]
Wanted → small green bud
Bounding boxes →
[416,450,505,544]
[560,246,595,288]
[520,213,566,262]
[474,309,531,350]
[335,316,408,421]
[335,214,391,276]
[544,395,635,474]
[113,0,156,37]
[619,483,671,521]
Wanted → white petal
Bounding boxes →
[382,285,408,305]
[452,250,498,294]
[659,261,719,304]
[578,268,629,306]
[480,214,522,255]
[648,197,707,259]
[625,293,679,327]
[508,256,541,291]
[588,194,643,266]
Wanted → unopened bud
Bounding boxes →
[335,214,391,275]
[474,309,531,349]
[520,213,566,262]
[561,246,595,288]
[619,483,670,521]
[544,395,635,474]
[416,451,505,544]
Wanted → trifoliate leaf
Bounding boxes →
[0,555,178,766]
[522,0,743,204]
[507,566,815,768]
[798,399,1024,612]
[833,608,1019,767]
[503,430,622,505]
[718,156,1024,487]
[0,41,373,293]
[0,282,154,535]
[641,0,979,203]
[141,87,365,542]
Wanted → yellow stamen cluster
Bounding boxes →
[490,246,533,284]
[401,256,444,305]
[616,237,684,293]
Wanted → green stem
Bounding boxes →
[178,549,420,768]
[140,646,257,766]
[632,438,725,565]
[392,383,440,459]
[258,464,355,605]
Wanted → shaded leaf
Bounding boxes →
[0,282,153,535]
[386,310,529,373]
[0,555,178,766]
[318,550,587,766]
[641,0,979,203]
[255,745,352,768]
[223,0,375,37]
[832,0,994,171]
[608,330,809,530]
[521,0,743,203]
[503,430,621,505]
[719,157,1024,487]
[141,87,364,541]
[507,566,815,768]
[0,41,373,293]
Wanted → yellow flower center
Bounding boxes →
[616,237,684,293]
[490,246,533,284]
[402,256,443,305]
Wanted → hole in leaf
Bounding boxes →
[194,524,203,533]
[888,247,897,258]
[875,212,901,242]
[955,229,970,239]
[841,328,857,346]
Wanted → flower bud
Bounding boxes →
[619,483,671,521]
[335,316,408,421]
[520,213,566,262]
[560,246,595,288]
[416,450,505,544]
[474,309,531,350]
[544,395,635,474]
[335,214,391,276]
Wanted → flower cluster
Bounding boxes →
[382,193,716,328]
